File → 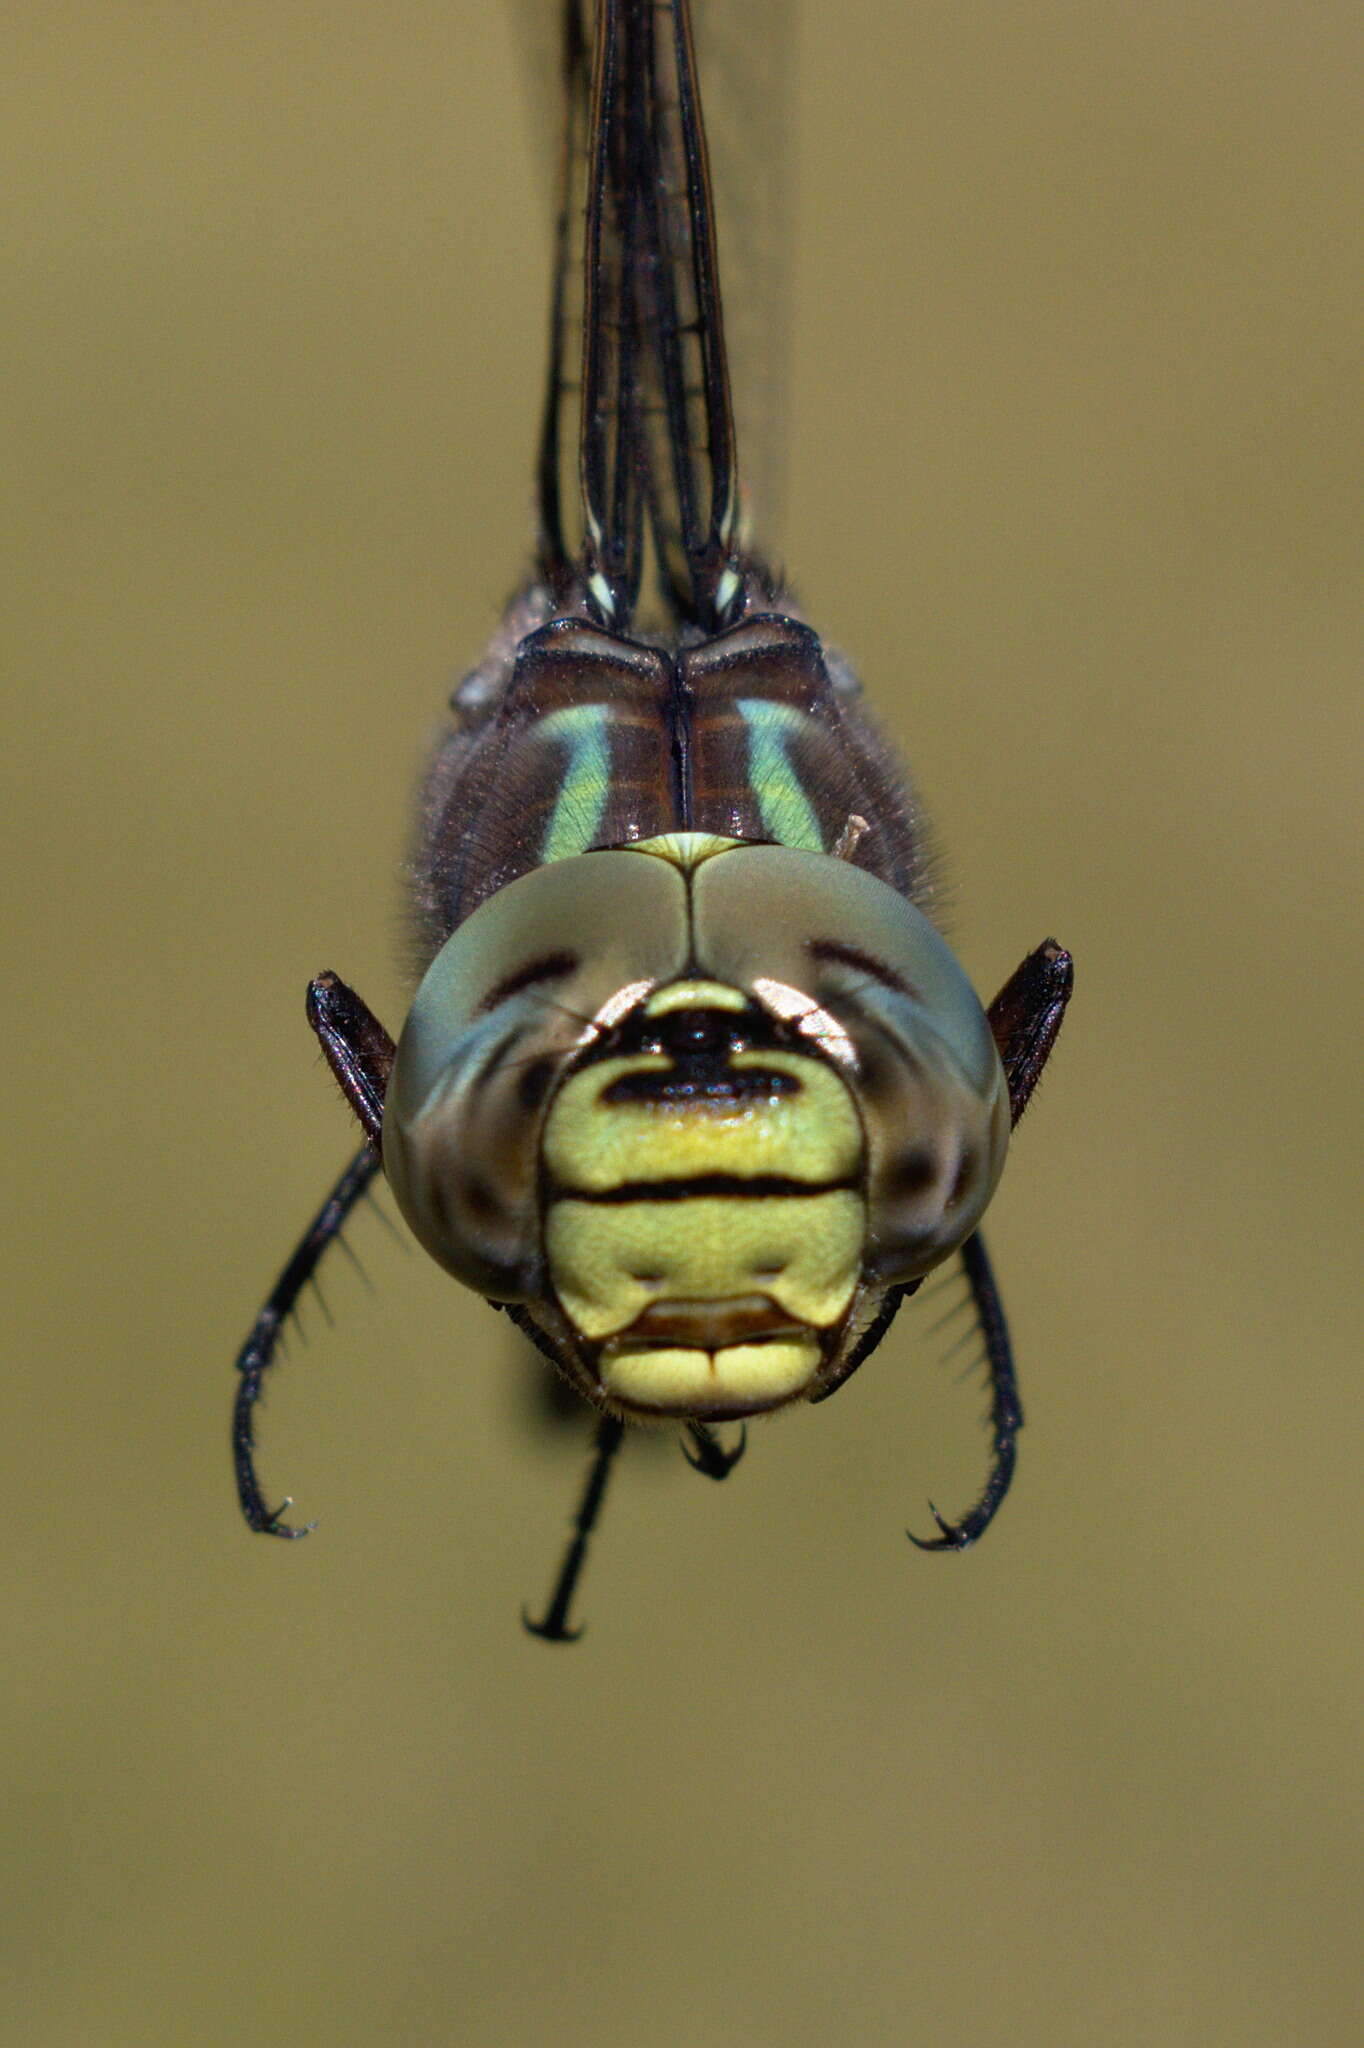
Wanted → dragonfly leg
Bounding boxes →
[907,1231,1020,1552]
[523,1413,626,1642]
[681,1419,747,1479]
[987,939,1074,1128]
[903,944,1071,1552]
[232,1143,382,1537]
[307,972,395,1144]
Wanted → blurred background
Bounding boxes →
[4,3,1360,2043]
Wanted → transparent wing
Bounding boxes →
[510,0,590,591]
[510,0,795,571]
[691,0,795,559]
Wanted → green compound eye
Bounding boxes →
[688,845,1011,1287]
[383,849,691,1301]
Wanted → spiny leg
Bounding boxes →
[907,1230,1020,1552]
[523,1413,626,1642]
[231,971,396,1536]
[682,1419,747,1478]
[904,937,1072,1551]
[232,1143,381,1537]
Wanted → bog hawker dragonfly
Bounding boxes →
[231,0,1073,1637]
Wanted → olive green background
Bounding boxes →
[4,5,1359,2044]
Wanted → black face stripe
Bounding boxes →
[475,950,580,1016]
[549,1172,860,1203]
[600,1066,799,1105]
[806,938,920,1002]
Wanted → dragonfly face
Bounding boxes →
[231,0,1072,1635]
[384,835,1009,1420]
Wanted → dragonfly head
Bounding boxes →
[383,838,1009,1416]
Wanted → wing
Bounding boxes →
[512,0,794,621]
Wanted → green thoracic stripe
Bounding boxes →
[539,704,611,863]
[737,699,824,852]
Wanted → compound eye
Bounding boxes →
[830,966,1008,1282]
[688,842,1010,1282]
[383,850,689,1298]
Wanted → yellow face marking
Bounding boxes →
[600,1336,822,1415]
[544,1191,864,1341]
[643,979,748,1017]
[542,1051,863,1191]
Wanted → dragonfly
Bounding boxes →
[231,0,1072,1639]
